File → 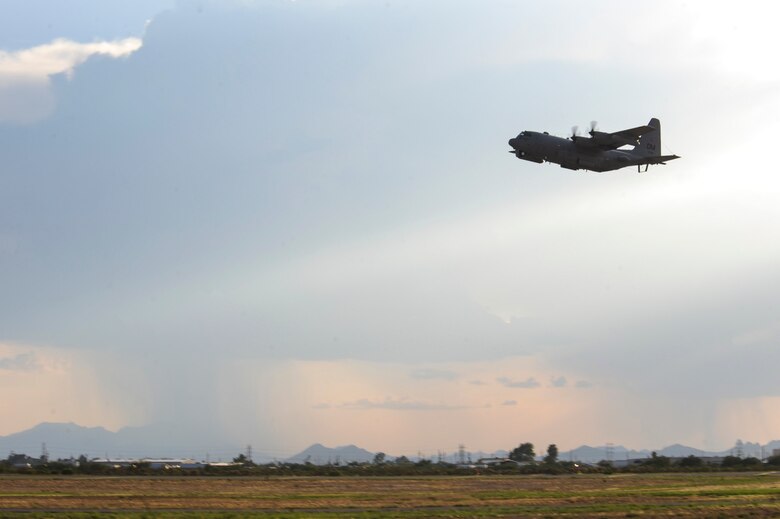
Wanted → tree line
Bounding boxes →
[2,444,779,476]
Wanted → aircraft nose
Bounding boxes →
[508,137,517,148]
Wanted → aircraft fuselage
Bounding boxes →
[508,131,638,172]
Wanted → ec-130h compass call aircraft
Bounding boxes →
[508,118,679,172]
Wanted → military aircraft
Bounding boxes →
[508,118,679,172]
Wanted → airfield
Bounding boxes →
[2,473,780,517]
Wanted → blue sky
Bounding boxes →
[1,0,779,458]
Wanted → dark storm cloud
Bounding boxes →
[0,0,552,364]
[3,0,780,454]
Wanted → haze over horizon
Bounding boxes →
[2,0,779,459]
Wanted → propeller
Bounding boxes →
[570,125,580,140]
[589,120,598,135]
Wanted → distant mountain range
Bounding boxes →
[282,444,510,465]
[2,422,778,465]
[561,440,780,464]
[0,422,239,461]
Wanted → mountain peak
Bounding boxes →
[286,443,375,464]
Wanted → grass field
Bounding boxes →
[1,473,780,517]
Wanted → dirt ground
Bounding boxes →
[1,472,780,517]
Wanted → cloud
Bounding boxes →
[409,369,458,381]
[0,38,141,77]
[339,398,470,411]
[0,37,141,123]
[2,0,780,454]
[575,380,593,389]
[0,346,141,436]
[497,377,540,389]
[501,400,517,406]
[732,319,780,347]
[0,352,40,371]
[550,376,567,388]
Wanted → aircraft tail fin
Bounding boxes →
[633,118,661,157]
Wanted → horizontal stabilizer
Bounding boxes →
[643,154,680,165]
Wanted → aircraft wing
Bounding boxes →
[608,124,654,144]
[572,124,656,150]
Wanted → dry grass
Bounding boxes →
[1,472,779,517]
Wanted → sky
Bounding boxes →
[1,0,780,459]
